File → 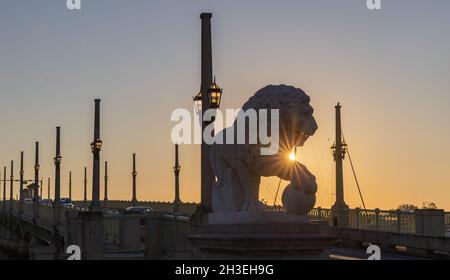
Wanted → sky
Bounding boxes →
[0,0,449,210]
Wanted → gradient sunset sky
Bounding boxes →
[0,0,449,210]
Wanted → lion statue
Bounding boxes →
[210,84,318,215]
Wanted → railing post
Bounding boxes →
[396,210,401,233]
[318,207,322,220]
[375,208,380,232]
[355,207,360,229]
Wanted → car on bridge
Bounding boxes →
[60,198,75,208]
[124,206,154,215]
[40,199,53,206]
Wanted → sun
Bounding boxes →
[289,152,296,161]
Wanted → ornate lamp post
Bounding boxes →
[90,99,102,210]
[19,151,24,214]
[83,167,87,208]
[196,13,224,216]
[68,171,72,200]
[33,142,40,218]
[9,160,14,211]
[103,161,108,208]
[54,127,62,224]
[131,153,137,206]
[173,144,182,213]
[2,167,5,211]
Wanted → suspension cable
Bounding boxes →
[342,131,367,210]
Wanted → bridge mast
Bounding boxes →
[331,103,349,227]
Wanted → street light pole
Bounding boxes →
[9,160,14,211]
[173,144,182,213]
[90,99,102,210]
[103,161,108,208]
[19,151,24,214]
[33,141,40,218]
[131,153,137,206]
[83,167,87,208]
[54,126,62,224]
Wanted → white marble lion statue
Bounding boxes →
[210,84,318,215]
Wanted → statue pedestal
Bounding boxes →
[208,210,311,225]
[190,212,336,260]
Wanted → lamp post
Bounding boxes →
[83,167,87,208]
[54,126,62,224]
[19,151,24,214]
[69,171,72,200]
[33,142,40,218]
[9,160,14,211]
[48,178,50,200]
[2,167,5,211]
[103,161,108,208]
[131,153,137,206]
[90,99,102,210]
[173,144,182,213]
[196,13,223,215]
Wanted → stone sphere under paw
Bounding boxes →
[281,184,316,215]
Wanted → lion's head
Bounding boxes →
[241,84,318,154]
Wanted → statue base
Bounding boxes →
[190,212,336,260]
[208,210,311,225]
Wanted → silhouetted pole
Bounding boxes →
[83,167,87,208]
[173,144,182,213]
[53,127,62,223]
[200,13,214,213]
[103,161,108,208]
[131,153,137,206]
[9,160,14,211]
[331,103,349,227]
[33,141,40,218]
[2,167,5,211]
[90,99,102,210]
[48,178,50,200]
[40,178,43,198]
[19,151,24,214]
[69,171,72,200]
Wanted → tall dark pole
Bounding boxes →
[131,153,137,206]
[103,161,108,208]
[2,167,5,211]
[200,13,214,213]
[69,171,72,200]
[34,141,40,218]
[331,103,349,227]
[9,160,14,210]
[48,178,50,200]
[173,144,181,213]
[54,127,62,223]
[83,167,87,208]
[19,151,24,214]
[333,103,346,208]
[40,178,43,198]
[91,99,102,210]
